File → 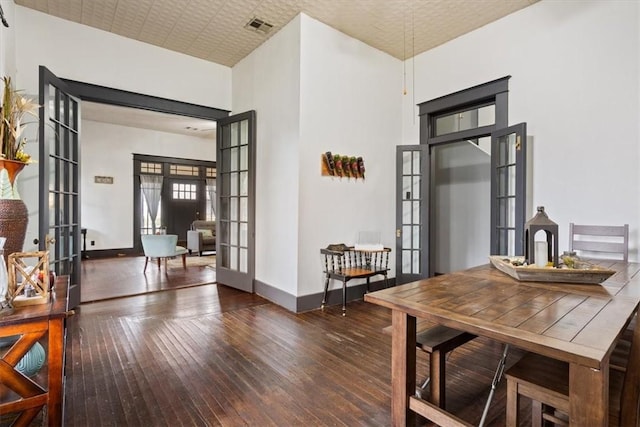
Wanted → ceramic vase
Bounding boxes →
[0,335,46,377]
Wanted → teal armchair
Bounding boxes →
[141,234,188,272]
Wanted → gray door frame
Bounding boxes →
[53,76,228,255]
[412,76,522,278]
[38,68,230,305]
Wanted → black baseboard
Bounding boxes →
[83,248,139,259]
[255,277,396,313]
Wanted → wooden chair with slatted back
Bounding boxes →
[569,223,629,262]
[320,243,391,316]
[504,317,640,427]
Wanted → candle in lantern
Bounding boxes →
[535,241,548,267]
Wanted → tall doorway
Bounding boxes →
[38,75,228,304]
[396,76,528,282]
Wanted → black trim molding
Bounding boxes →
[62,79,230,120]
[84,248,139,259]
[418,76,511,116]
[56,76,228,262]
[255,278,396,313]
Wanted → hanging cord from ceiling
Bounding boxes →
[412,1,416,123]
[402,1,417,123]
[403,4,407,95]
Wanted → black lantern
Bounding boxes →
[524,206,559,267]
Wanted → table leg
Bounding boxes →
[569,362,608,426]
[47,318,65,425]
[430,348,446,409]
[391,310,416,426]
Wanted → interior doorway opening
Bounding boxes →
[432,140,491,274]
[397,76,527,282]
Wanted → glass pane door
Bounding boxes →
[216,111,255,292]
[39,66,81,308]
[396,145,429,284]
[490,123,527,256]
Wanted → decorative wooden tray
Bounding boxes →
[489,256,616,284]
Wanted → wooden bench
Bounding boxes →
[320,244,391,316]
[505,319,640,427]
[382,322,476,409]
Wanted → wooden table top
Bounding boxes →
[0,276,70,328]
[365,261,640,370]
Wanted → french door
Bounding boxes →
[395,145,429,285]
[395,123,526,282]
[490,123,527,256]
[216,111,256,292]
[38,66,82,308]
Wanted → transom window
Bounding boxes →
[170,164,199,176]
[434,103,495,136]
[141,162,162,174]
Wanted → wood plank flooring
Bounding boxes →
[80,255,216,303]
[66,257,536,426]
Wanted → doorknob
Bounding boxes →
[396,229,402,238]
[34,236,56,246]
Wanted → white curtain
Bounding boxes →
[140,174,163,234]
[206,178,216,218]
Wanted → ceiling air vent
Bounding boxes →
[244,17,274,35]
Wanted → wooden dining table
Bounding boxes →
[364,260,640,426]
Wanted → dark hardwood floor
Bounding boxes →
[80,255,216,303]
[66,257,536,426]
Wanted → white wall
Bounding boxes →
[13,6,231,251]
[81,120,215,250]
[232,15,302,295]
[232,13,401,299]
[0,0,16,79]
[402,0,640,261]
[14,7,231,106]
[297,15,401,296]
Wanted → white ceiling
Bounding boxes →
[15,0,538,67]
[82,101,217,138]
[15,0,538,136]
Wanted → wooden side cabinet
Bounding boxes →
[0,276,72,425]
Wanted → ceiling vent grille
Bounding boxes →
[244,17,274,35]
